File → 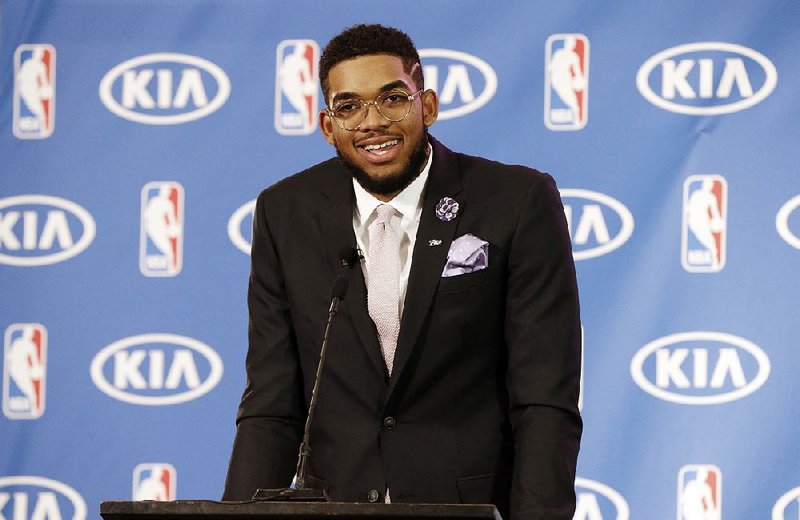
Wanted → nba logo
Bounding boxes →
[133,463,176,501]
[544,34,589,131]
[140,182,184,277]
[677,464,721,520]
[13,44,56,139]
[682,175,727,272]
[275,39,319,135]
[3,323,47,419]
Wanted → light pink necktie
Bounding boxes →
[367,204,401,376]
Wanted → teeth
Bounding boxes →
[364,139,398,152]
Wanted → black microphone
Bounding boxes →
[252,276,349,502]
[329,275,349,311]
[338,247,362,268]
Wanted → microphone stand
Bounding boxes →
[252,277,348,502]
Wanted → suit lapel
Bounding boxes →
[388,138,463,396]
[318,164,387,377]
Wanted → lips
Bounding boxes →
[363,139,398,154]
[356,137,401,163]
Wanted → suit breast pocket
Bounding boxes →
[436,264,493,294]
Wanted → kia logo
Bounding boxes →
[776,194,800,249]
[227,199,256,254]
[99,53,231,125]
[419,48,497,120]
[637,42,777,115]
[773,486,800,520]
[0,195,96,267]
[560,189,634,260]
[0,476,87,520]
[90,333,223,405]
[574,477,629,520]
[631,331,770,405]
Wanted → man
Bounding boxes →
[223,24,582,519]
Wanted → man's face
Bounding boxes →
[319,54,438,200]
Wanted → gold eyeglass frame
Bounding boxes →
[326,89,425,131]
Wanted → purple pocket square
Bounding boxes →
[442,233,489,277]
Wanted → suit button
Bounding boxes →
[383,416,396,430]
[367,489,380,502]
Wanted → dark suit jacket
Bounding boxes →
[223,137,582,519]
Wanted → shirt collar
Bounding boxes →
[353,142,433,224]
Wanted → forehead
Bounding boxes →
[327,54,415,98]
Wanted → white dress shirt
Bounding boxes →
[352,144,433,319]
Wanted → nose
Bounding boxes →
[359,101,389,131]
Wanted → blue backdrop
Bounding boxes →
[2,1,799,518]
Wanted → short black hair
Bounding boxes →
[319,24,424,104]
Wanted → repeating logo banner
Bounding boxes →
[419,48,497,120]
[1,6,797,519]
[0,476,86,520]
[682,175,727,273]
[90,333,223,406]
[13,44,55,139]
[132,463,176,501]
[275,40,319,136]
[3,324,47,420]
[99,53,231,125]
[677,465,721,520]
[560,189,635,260]
[631,331,770,405]
[637,42,777,115]
[0,195,96,267]
[140,182,184,277]
[545,34,589,131]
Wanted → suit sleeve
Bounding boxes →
[222,189,305,500]
[505,173,582,519]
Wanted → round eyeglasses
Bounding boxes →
[327,89,425,131]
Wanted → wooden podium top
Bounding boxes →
[100,500,502,520]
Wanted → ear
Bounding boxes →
[319,110,336,145]
[421,89,439,127]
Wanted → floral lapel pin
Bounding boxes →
[435,197,459,222]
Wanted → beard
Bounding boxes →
[336,129,429,197]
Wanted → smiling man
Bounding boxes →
[223,24,582,520]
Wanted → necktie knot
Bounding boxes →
[373,204,397,224]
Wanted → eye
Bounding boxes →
[333,101,362,116]
[381,92,408,106]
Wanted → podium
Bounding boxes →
[100,500,503,520]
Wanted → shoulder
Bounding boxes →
[459,151,554,191]
[253,157,351,229]
[258,157,342,204]
[433,136,555,192]
[433,139,560,212]
[251,157,348,237]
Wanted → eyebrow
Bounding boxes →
[330,80,414,106]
